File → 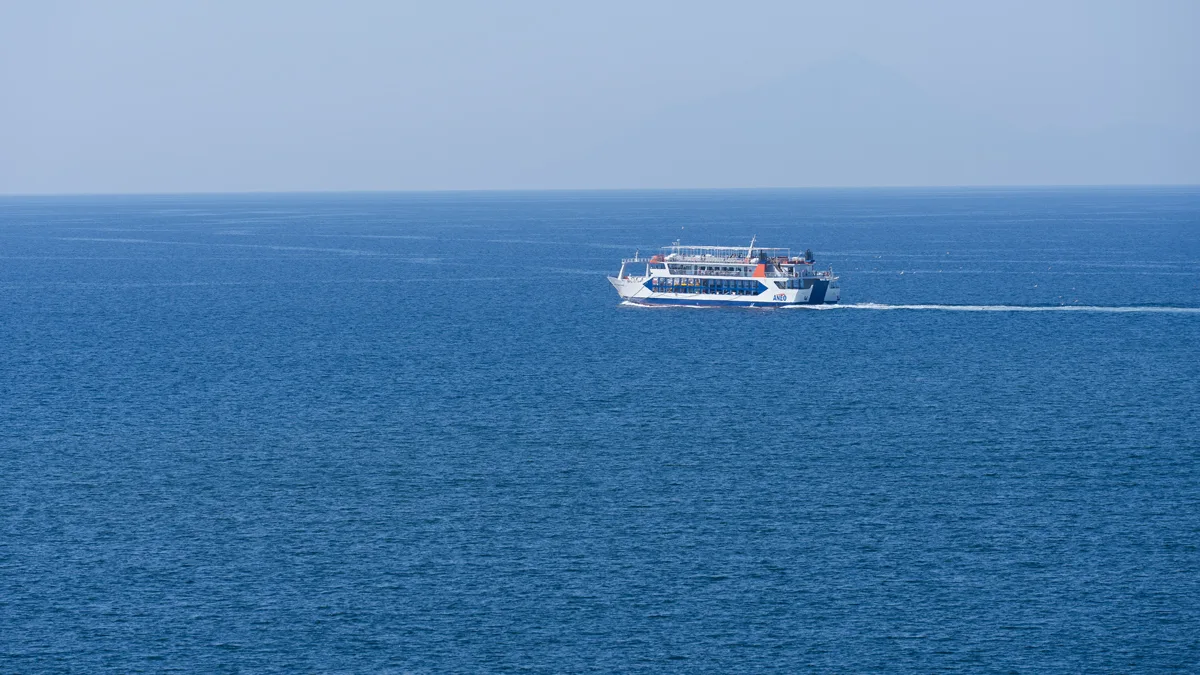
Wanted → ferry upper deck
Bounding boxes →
[659,244,793,262]
[619,243,826,279]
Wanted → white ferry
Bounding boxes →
[608,238,840,307]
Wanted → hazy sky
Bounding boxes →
[1,0,1197,193]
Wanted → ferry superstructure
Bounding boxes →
[608,239,840,307]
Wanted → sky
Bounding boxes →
[1,0,1197,193]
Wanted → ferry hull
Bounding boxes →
[609,276,839,306]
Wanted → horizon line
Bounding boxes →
[2,183,1198,199]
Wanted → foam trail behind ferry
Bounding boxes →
[789,303,1200,313]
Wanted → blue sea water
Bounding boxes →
[1,187,1198,672]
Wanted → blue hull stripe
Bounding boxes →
[808,279,829,304]
[629,297,838,307]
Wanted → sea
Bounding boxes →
[2,187,1198,672]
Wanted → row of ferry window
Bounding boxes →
[667,265,753,276]
[647,264,757,276]
[650,278,765,295]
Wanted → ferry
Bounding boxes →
[608,238,840,307]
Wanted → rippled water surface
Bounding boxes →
[2,188,1199,672]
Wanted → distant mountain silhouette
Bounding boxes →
[554,57,1199,187]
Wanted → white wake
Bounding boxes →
[788,303,1200,313]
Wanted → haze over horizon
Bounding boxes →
[2,0,1198,194]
